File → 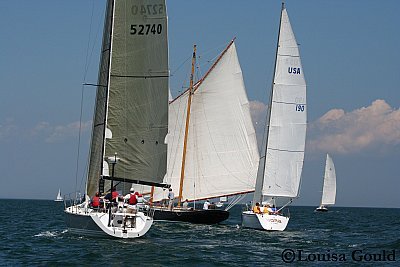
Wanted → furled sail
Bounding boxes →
[321,154,336,205]
[153,42,259,202]
[87,0,169,197]
[260,7,307,198]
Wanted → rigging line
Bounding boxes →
[74,85,85,198]
[75,0,97,197]
[82,0,95,80]
[171,55,192,76]
[83,0,104,82]
[225,194,246,211]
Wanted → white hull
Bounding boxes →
[242,211,289,231]
[65,204,153,239]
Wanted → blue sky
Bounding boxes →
[0,1,399,208]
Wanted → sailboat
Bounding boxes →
[54,189,63,202]
[316,154,336,212]
[150,39,260,224]
[242,3,307,231]
[64,0,169,238]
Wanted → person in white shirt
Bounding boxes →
[167,188,174,211]
[182,199,189,209]
[124,188,137,213]
[203,199,210,210]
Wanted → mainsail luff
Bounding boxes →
[86,0,169,197]
[321,154,336,205]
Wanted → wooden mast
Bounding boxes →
[177,44,197,207]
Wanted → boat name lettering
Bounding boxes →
[296,104,305,112]
[131,4,164,15]
[269,218,282,223]
[288,67,301,74]
[130,24,162,35]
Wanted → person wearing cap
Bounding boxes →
[167,188,174,211]
[124,187,137,203]
[124,187,138,213]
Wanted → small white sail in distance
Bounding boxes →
[321,154,336,206]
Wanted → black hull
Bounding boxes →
[64,211,105,236]
[315,208,328,212]
[154,208,229,224]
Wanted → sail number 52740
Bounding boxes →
[130,24,162,35]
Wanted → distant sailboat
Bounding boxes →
[54,189,63,202]
[64,0,169,238]
[150,39,259,224]
[316,154,336,212]
[242,3,307,231]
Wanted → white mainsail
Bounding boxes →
[153,41,259,202]
[321,154,336,206]
[86,0,169,197]
[254,6,307,202]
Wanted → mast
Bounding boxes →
[252,3,285,205]
[100,0,115,194]
[177,45,197,207]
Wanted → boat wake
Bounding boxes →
[34,229,68,238]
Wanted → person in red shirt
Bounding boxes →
[111,187,119,201]
[91,192,100,209]
[105,187,119,203]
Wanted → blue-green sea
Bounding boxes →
[0,199,399,266]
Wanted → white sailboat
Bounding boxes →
[64,0,169,238]
[242,3,307,231]
[316,154,336,212]
[54,189,63,202]
[150,39,260,224]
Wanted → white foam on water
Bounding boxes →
[34,231,58,237]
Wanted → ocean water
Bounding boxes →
[0,199,399,266]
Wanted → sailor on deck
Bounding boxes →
[203,199,211,210]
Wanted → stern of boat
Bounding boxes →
[242,210,289,231]
[64,193,154,238]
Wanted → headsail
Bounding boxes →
[153,41,259,202]
[321,154,336,205]
[87,0,169,197]
[256,5,307,200]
